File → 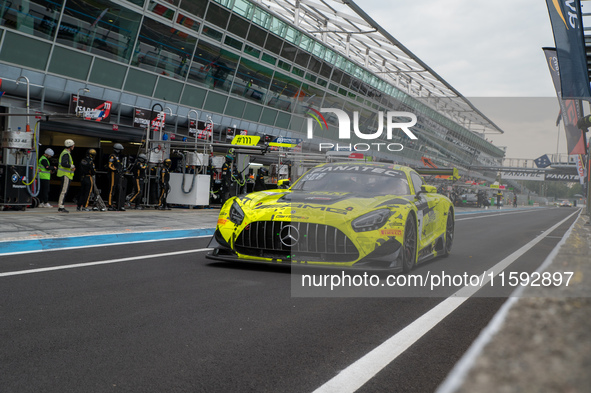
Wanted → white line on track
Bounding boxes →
[456,207,558,216]
[0,248,211,277]
[0,234,212,257]
[312,209,579,393]
[455,208,565,222]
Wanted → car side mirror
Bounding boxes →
[417,185,437,195]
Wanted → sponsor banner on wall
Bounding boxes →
[501,171,546,181]
[69,94,112,122]
[543,48,587,155]
[545,173,580,182]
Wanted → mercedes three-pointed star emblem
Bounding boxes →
[279,225,300,247]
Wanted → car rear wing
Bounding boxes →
[415,167,460,180]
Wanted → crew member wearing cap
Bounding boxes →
[38,148,56,208]
[57,139,76,213]
[77,149,97,212]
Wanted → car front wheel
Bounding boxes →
[402,215,418,273]
[441,209,454,257]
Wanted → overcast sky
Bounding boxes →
[360,0,569,159]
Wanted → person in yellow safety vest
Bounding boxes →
[57,139,76,213]
[38,148,56,208]
[496,190,503,210]
[76,149,96,212]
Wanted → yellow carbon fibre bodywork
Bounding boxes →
[210,162,454,270]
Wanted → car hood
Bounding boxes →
[237,189,414,224]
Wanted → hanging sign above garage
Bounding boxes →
[269,136,302,147]
[133,108,166,132]
[231,135,260,146]
[69,94,112,122]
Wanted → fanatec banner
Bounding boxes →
[543,48,587,155]
[500,170,580,182]
[501,171,545,181]
[545,0,591,99]
[545,173,581,181]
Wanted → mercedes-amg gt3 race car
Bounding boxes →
[206,162,455,273]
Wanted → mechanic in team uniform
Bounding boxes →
[477,190,486,208]
[219,154,233,205]
[76,149,96,211]
[513,193,518,208]
[232,163,246,195]
[129,153,147,210]
[157,158,171,210]
[37,148,56,208]
[107,143,125,211]
[253,167,268,192]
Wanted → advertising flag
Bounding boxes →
[534,154,552,168]
[545,0,591,99]
[543,48,587,155]
[576,154,586,185]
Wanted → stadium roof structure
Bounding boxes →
[253,0,504,135]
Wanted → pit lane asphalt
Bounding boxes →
[0,206,581,392]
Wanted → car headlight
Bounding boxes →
[351,209,391,232]
[229,201,245,225]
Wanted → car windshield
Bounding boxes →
[292,167,410,196]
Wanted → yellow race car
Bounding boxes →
[206,162,455,272]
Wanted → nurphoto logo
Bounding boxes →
[306,108,418,152]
